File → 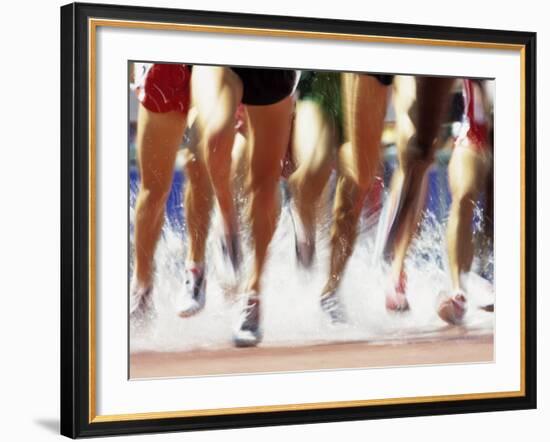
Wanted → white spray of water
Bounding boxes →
[130,189,494,353]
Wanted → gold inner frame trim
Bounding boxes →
[90,18,525,50]
[87,17,527,424]
[91,390,524,423]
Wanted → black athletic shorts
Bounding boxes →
[370,74,394,86]
[231,67,298,106]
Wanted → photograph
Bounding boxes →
[128,63,496,379]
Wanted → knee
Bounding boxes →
[202,124,234,163]
[355,169,377,192]
[452,191,476,217]
[399,137,434,173]
[288,163,325,195]
[350,164,374,196]
[204,127,225,151]
[248,155,282,190]
[339,142,378,192]
[250,179,278,198]
[248,174,279,207]
[202,138,233,186]
[138,165,172,206]
[136,186,170,215]
[334,178,367,220]
[183,151,208,182]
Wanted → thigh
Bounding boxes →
[191,65,243,136]
[393,75,455,167]
[292,99,334,168]
[136,105,187,188]
[341,73,388,183]
[414,76,456,150]
[342,73,387,139]
[246,96,294,184]
[392,75,417,164]
[448,144,490,199]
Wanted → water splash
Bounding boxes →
[129,184,494,353]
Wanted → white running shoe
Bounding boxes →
[233,293,262,348]
[177,265,206,318]
[320,291,347,325]
[129,280,153,321]
[289,202,315,268]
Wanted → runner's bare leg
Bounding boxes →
[322,74,388,297]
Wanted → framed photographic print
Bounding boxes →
[60,2,537,438]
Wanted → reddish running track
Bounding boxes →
[130,333,493,379]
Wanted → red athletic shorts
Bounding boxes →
[457,79,490,151]
[135,63,191,114]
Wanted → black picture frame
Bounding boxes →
[61,2,537,438]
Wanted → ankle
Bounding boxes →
[132,272,152,291]
[185,261,204,273]
[395,269,407,294]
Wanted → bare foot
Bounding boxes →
[385,290,410,312]
[386,270,410,312]
[437,292,467,325]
